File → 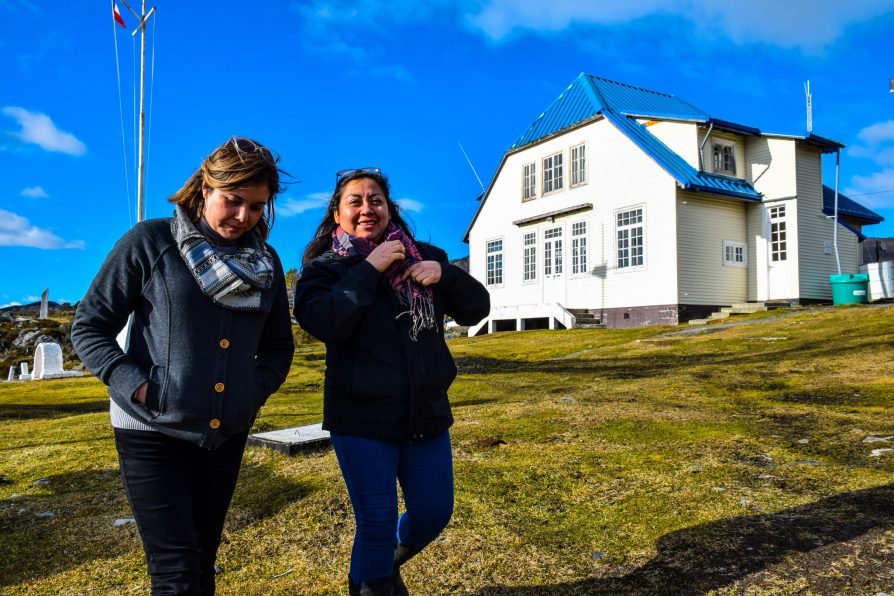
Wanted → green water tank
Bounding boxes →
[829,273,869,305]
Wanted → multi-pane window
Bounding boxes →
[769,205,787,262]
[571,221,588,275]
[723,240,746,267]
[544,226,563,277]
[522,162,536,201]
[486,239,503,285]
[617,208,644,269]
[571,143,587,187]
[712,141,736,175]
[523,233,537,282]
[542,152,564,194]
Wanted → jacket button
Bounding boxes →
[214,383,225,393]
[209,419,220,429]
[219,339,230,349]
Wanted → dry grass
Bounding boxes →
[1,305,893,594]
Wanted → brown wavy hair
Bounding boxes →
[168,136,285,240]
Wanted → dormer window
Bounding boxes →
[712,139,736,176]
[543,152,564,194]
[522,162,536,201]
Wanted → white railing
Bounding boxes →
[467,302,576,336]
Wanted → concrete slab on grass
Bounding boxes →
[247,423,331,456]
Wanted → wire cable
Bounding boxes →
[111,0,133,226]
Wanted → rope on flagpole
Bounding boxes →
[132,33,138,196]
[111,0,133,227]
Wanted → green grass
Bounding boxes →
[2,305,894,594]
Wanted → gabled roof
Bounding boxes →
[511,73,710,150]
[822,185,883,224]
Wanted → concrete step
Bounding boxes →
[731,302,766,309]
[575,323,606,329]
[688,318,709,326]
[708,312,730,320]
[721,306,768,315]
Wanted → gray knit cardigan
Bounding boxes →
[71,218,295,449]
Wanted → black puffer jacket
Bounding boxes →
[293,243,489,441]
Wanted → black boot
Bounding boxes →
[348,575,394,596]
[392,543,423,596]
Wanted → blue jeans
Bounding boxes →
[330,430,454,583]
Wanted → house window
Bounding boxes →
[542,152,564,194]
[769,205,787,262]
[712,139,736,176]
[723,240,747,267]
[571,143,587,187]
[522,162,536,201]
[523,232,537,282]
[571,221,588,275]
[617,208,644,269]
[544,226,563,277]
[486,239,503,286]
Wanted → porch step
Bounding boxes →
[688,318,709,326]
[568,309,606,329]
[708,312,730,320]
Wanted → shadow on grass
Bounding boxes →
[0,400,108,420]
[479,482,894,595]
[0,460,318,587]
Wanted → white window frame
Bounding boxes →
[542,152,564,195]
[571,143,587,187]
[616,206,645,270]
[769,205,787,262]
[522,232,537,283]
[712,138,737,176]
[571,220,588,276]
[723,240,747,268]
[485,238,504,287]
[522,162,536,202]
[543,226,563,278]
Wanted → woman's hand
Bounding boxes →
[133,382,148,405]
[366,240,405,272]
[402,261,442,286]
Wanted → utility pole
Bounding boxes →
[118,0,156,223]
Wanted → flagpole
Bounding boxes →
[117,0,155,223]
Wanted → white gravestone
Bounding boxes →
[31,342,83,380]
[39,288,49,320]
[19,362,31,381]
[7,366,14,382]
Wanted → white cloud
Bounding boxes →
[844,169,894,209]
[2,106,87,156]
[20,185,48,198]
[0,208,85,249]
[278,192,330,216]
[464,0,894,50]
[0,301,22,309]
[397,197,424,213]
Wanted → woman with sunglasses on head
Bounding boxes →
[71,137,295,594]
[294,168,489,595]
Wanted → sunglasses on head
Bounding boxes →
[230,136,276,164]
[336,167,381,185]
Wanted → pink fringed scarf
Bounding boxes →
[332,222,436,341]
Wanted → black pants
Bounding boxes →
[114,429,249,595]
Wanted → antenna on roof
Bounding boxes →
[458,142,486,194]
[804,80,813,134]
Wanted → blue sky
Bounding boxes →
[1,0,894,306]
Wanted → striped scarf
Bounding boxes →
[171,205,274,311]
[332,222,435,341]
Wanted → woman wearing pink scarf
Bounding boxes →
[294,169,489,595]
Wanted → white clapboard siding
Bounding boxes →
[640,120,701,170]
[794,145,862,300]
[746,137,797,200]
[746,202,764,301]
[676,192,748,305]
[468,117,680,311]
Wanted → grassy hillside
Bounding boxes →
[1,305,893,594]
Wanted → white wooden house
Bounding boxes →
[464,73,883,332]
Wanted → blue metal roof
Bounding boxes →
[511,73,711,149]
[602,109,761,201]
[822,185,883,224]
